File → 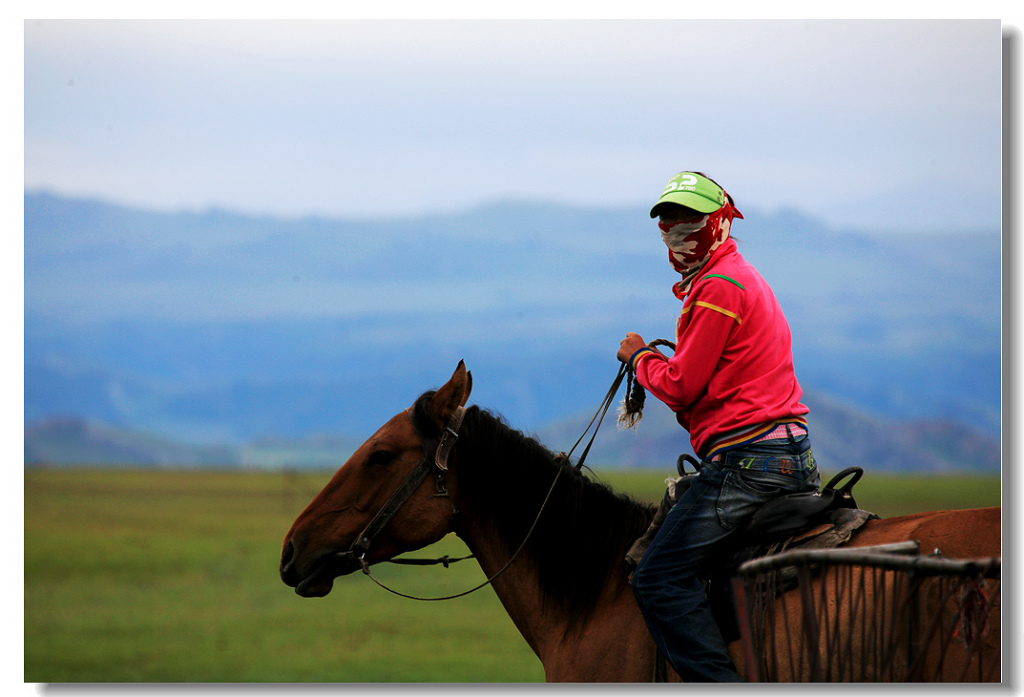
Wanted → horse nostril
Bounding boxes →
[280,540,296,578]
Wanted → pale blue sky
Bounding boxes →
[24,18,1004,231]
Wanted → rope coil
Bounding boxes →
[617,339,675,430]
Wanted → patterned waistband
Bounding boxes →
[706,419,808,461]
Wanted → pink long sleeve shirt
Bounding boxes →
[628,238,809,459]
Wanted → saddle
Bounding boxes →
[624,460,879,645]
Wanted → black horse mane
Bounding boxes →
[412,391,655,629]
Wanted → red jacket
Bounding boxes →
[629,238,808,458]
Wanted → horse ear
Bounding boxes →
[430,360,472,426]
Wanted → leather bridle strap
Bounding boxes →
[347,453,436,561]
[343,406,464,563]
[345,400,562,602]
[342,399,569,601]
[361,466,563,602]
[435,405,466,471]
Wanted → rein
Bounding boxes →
[360,467,564,602]
[558,362,629,471]
[559,341,675,470]
[343,400,563,602]
[349,350,672,602]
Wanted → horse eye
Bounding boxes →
[367,450,396,467]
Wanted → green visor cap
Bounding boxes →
[650,172,727,218]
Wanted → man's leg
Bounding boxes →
[631,471,742,682]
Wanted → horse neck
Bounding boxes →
[453,488,655,681]
[448,409,654,670]
[454,514,563,658]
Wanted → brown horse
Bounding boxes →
[280,362,1001,682]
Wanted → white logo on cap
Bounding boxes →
[662,174,699,195]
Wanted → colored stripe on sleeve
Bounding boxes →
[703,274,745,290]
[681,301,743,324]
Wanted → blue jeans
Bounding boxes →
[631,434,821,682]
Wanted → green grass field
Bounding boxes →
[24,467,1001,683]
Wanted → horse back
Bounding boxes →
[748,506,1002,682]
[849,506,1000,559]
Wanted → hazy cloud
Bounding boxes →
[24,19,1002,230]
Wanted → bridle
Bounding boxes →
[337,402,466,569]
[335,399,562,602]
[338,354,648,602]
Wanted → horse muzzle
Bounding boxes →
[280,539,363,597]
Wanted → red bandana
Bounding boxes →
[659,201,741,297]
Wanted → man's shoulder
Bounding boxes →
[691,247,766,303]
[709,243,766,281]
[695,257,749,293]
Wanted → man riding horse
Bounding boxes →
[617,171,821,682]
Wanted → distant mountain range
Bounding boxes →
[23,191,1001,472]
[24,392,1000,474]
[536,387,1001,474]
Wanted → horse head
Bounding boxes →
[280,361,472,597]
